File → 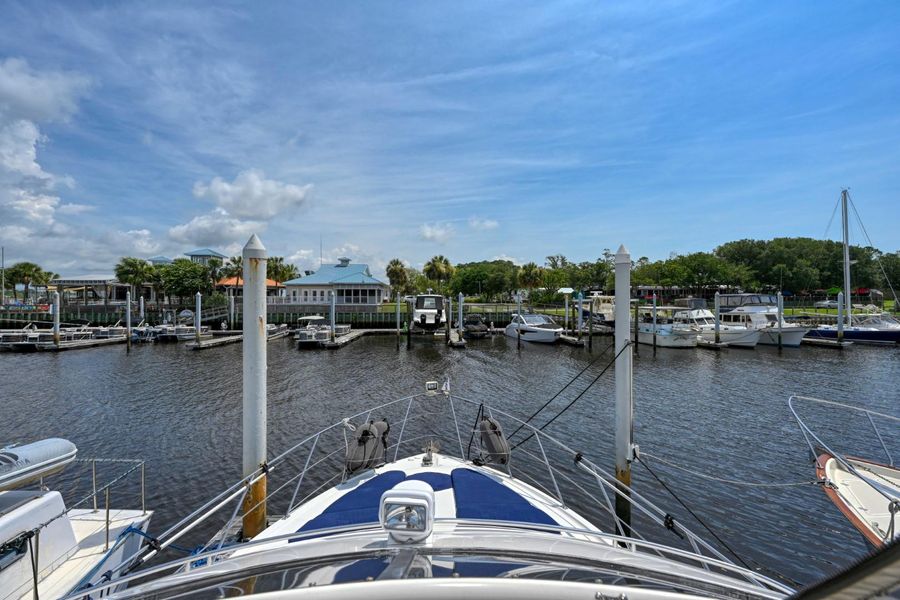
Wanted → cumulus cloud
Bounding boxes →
[468,217,499,230]
[193,169,313,219]
[419,222,454,243]
[168,207,264,247]
[0,58,90,122]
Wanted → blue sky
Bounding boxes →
[1,1,898,277]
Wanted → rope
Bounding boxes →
[641,452,819,487]
[636,455,803,588]
[28,532,39,600]
[507,342,615,441]
[511,342,629,451]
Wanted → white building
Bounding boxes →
[282,258,389,311]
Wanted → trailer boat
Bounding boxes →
[505,313,562,343]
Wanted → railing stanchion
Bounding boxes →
[533,432,564,506]
[867,412,893,466]
[141,461,146,515]
[92,459,98,512]
[394,398,414,462]
[288,434,320,512]
[105,487,111,551]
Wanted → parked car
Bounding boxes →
[814,299,839,308]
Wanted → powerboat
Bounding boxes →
[68,382,793,600]
[505,313,562,343]
[673,308,760,348]
[717,294,809,347]
[0,440,152,600]
[462,313,489,338]
[295,316,330,347]
[411,294,446,332]
[632,306,698,348]
[790,396,900,547]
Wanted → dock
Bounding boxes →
[43,336,127,352]
[802,338,853,348]
[560,334,584,347]
[697,339,729,350]
[186,327,292,350]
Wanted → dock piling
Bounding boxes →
[126,291,132,353]
[406,300,412,349]
[714,291,721,344]
[577,296,583,341]
[632,301,639,357]
[651,293,657,350]
[395,295,401,350]
[195,292,202,345]
[445,296,451,343]
[330,291,336,343]
[241,234,267,539]
[837,292,844,344]
[139,295,145,320]
[458,292,464,338]
[588,303,593,351]
[52,291,60,348]
[777,291,783,349]
[516,293,522,349]
[614,245,633,535]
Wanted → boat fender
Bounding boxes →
[478,416,510,465]
[345,419,390,475]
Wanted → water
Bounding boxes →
[1,335,898,587]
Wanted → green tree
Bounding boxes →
[266,256,299,284]
[114,257,152,299]
[158,259,209,303]
[206,257,223,292]
[222,256,243,280]
[7,262,50,302]
[424,255,454,293]
[386,259,408,299]
[518,262,543,298]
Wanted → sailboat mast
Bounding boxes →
[841,189,852,327]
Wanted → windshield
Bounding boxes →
[416,297,442,310]
[522,314,555,325]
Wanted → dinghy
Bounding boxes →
[0,438,78,491]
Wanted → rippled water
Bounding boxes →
[1,335,898,587]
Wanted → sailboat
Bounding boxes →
[805,190,900,344]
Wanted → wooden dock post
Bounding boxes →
[777,291,783,349]
[633,301,639,357]
[241,234,267,539]
[126,291,132,353]
[714,291,721,344]
[516,293,522,349]
[445,296,451,343]
[395,294,401,350]
[52,291,60,348]
[651,293,657,350]
[577,296,583,341]
[588,302,593,351]
[458,292,464,338]
[406,299,412,350]
[330,291,336,342]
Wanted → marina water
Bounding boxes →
[1,336,897,585]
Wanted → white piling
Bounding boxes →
[714,291,721,344]
[395,293,401,349]
[229,294,236,330]
[139,295,145,320]
[651,293,657,349]
[777,291,783,349]
[330,290,336,342]
[564,294,569,333]
[126,291,132,353]
[195,292,202,344]
[242,234,268,537]
[458,292,464,337]
[614,245,633,533]
[577,296,583,339]
[516,293,522,349]
[837,292,845,343]
[53,291,61,348]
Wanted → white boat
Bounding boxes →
[0,442,152,600]
[631,306,698,348]
[806,190,900,345]
[790,396,900,548]
[295,316,329,347]
[717,295,809,347]
[0,439,77,491]
[411,294,446,331]
[72,382,794,600]
[673,308,761,348]
[505,313,562,343]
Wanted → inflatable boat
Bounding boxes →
[0,438,78,491]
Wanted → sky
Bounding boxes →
[1,1,899,279]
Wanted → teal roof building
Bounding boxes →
[283,258,388,309]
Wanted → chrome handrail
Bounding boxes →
[63,518,791,599]
[93,388,785,593]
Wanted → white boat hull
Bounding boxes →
[697,328,761,348]
[757,327,808,347]
[504,324,561,343]
[632,328,698,348]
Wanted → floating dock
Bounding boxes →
[187,328,292,350]
[801,338,854,348]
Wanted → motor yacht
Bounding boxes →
[632,306,698,348]
[411,294,446,332]
[673,308,760,348]
[717,294,809,347]
[505,313,562,343]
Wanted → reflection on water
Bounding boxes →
[1,335,897,585]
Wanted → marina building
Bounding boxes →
[185,248,227,266]
[282,257,389,311]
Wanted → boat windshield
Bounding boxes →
[416,296,442,310]
[522,314,556,326]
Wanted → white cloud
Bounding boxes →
[419,222,455,243]
[0,58,90,122]
[57,203,95,214]
[193,169,313,219]
[468,216,499,230]
[168,207,264,247]
[492,253,523,266]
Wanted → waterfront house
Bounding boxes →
[282,257,388,312]
[185,248,227,266]
[148,255,174,266]
[216,276,284,297]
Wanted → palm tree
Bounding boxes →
[114,257,152,299]
[424,255,454,293]
[266,256,299,283]
[8,262,49,302]
[223,256,243,280]
[206,257,223,293]
[386,259,408,299]
[518,262,544,304]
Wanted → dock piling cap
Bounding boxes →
[615,244,630,264]
[242,234,267,260]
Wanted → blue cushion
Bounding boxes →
[405,472,452,491]
[451,468,557,526]
[297,470,406,533]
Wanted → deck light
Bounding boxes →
[380,480,434,543]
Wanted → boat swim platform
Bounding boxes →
[697,339,729,350]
